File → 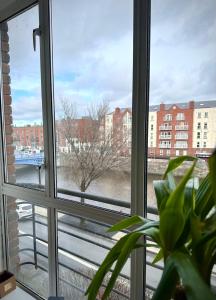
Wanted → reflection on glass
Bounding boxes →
[52,0,133,211]
[57,212,130,299]
[147,0,216,297]
[2,6,44,189]
[7,197,48,298]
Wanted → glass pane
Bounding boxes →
[7,196,48,298]
[147,0,216,296]
[52,0,133,213]
[1,6,45,189]
[57,212,130,299]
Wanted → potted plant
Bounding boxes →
[86,151,216,300]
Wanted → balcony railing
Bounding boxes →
[17,194,160,299]
[174,144,188,149]
[175,135,188,140]
[159,135,171,140]
[175,125,188,130]
[159,125,172,130]
[159,143,171,148]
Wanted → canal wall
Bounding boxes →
[59,153,208,178]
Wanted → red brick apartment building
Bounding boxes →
[155,101,194,157]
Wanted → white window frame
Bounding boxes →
[0,1,151,300]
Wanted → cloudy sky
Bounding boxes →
[7,0,216,125]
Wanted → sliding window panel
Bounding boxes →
[57,212,130,299]
[51,0,133,213]
[1,5,45,190]
[147,0,216,297]
[6,196,48,298]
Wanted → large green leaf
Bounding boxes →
[153,180,169,212]
[152,258,179,300]
[168,251,215,300]
[102,232,142,299]
[163,156,196,179]
[86,235,130,300]
[152,248,164,264]
[195,174,214,219]
[107,215,146,232]
[208,149,216,201]
[160,208,185,251]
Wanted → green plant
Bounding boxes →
[86,152,216,300]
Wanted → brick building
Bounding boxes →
[149,100,216,158]
[13,124,44,150]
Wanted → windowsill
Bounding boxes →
[2,287,36,300]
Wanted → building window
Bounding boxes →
[164,114,172,121]
[151,124,154,130]
[204,122,208,129]
[203,141,207,148]
[197,122,201,129]
[160,149,163,155]
[198,112,201,118]
[166,149,170,156]
[204,112,208,118]
[197,132,200,139]
[197,142,200,148]
[176,113,185,120]
[150,115,154,121]
[203,132,207,139]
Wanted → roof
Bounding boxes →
[149,100,216,112]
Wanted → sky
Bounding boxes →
[6,0,216,126]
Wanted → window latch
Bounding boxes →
[33,27,41,51]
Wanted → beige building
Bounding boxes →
[148,108,157,149]
[193,101,216,153]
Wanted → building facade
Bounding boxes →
[12,101,216,158]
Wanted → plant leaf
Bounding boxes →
[102,232,142,299]
[208,149,216,201]
[152,258,178,300]
[168,251,215,300]
[107,215,146,232]
[153,180,170,212]
[152,248,163,264]
[86,234,130,300]
[163,156,196,179]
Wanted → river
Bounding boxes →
[15,165,160,210]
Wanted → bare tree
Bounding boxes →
[57,100,129,196]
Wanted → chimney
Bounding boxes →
[189,100,195,109]
[115,107,121,114]
[160,103,165,111]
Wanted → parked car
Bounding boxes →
[16,203,32,220]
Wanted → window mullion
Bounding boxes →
[39,0,57,296]
[131,0,151,300]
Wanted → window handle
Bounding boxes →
[33,27,41,51]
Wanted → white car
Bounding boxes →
[16,203,33,220]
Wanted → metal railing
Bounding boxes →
[17,197,160,298]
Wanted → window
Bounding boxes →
[198,112,201,118]
[1,1,216,299]
[197,142,200,148]
[197,132,201,139]
[197,122,201,129]
[164,114,172,121]
[204,122,208,129]
[204,112,208,118]
[176,113,185,120]
[203,132,207,139]
[203,141,207,148]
